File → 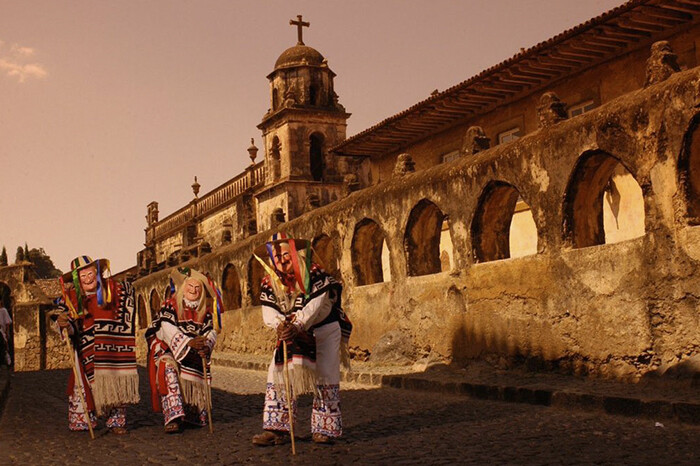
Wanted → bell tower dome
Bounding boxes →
[255,15,351,232]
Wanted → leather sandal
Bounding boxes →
[312,433,334,444]
[164,421,182,434]
[108,426,129,435]
[252,430,289,446]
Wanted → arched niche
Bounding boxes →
[472,181,538,262]
[222,263,242,311]
[270,136,281,182]
[149,289,161,319]
[137,294,148,329]
[312,234,340,280]
[405,199,448,276]
[352,218,389,286]
[679,115,700,223]
[248,255,265,306]
[563,151,645,248]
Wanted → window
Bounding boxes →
[441,150,460,163]
[498,127,521,144]
[568,100,596,118]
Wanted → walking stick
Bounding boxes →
[282,341,296,455]
[63,332,95,440]
[202,356,214,433]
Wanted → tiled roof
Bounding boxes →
[331,0,699,157]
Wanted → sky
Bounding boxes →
[0,0,625,274]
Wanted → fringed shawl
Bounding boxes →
[261,264,352,396]
[145,299,216,412]
[59,280,139,415]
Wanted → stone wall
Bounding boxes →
[0,265,66,372]
[134,67,700,380]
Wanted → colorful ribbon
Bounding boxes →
[206,274,224,332]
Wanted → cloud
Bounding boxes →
[0,40,47,83]
[11,44,36,57]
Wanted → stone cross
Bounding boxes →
[290,15,310,45]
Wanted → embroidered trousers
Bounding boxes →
[68,385,125,431]
[262,322,343,437]
[159,364,207,426]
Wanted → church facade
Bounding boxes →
[133,1,700,380]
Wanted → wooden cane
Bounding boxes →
[202,356,214,433]
[282,341,296,455]
[63,332,95,440]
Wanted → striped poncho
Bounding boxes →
[145,299,216,412]
[58,280,139,415]
[261,263,352,394]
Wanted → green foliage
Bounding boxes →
[15,247,24,263]
[0,246,7,266]
[26,248,63,279]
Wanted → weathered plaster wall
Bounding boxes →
[156,231,184,264]
[134,67,700,380]
[199,204,238,249]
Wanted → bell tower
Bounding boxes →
[255,15,351,231]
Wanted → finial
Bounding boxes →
[290,15,310,45]
[247,138,259,164]
[192,176,200,197]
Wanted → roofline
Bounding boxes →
[331,0,697,157]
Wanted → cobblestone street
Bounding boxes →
[0,367,698,465]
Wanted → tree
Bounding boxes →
[26,248,63,279]
[0,246,7,266]
[15,247,24,263]
[24,243,29,259]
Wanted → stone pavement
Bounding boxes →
[1,366,698,465]
[214,353,700,425]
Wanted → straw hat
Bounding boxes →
[62,255,110,282]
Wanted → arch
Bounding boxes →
[405,199,447,276]
[248,255,265,306]
[272,87,279,111]
[270,136,281,181]
[310,132,324,181]
[222,263,242,311]
[137,294,148,329]
[352,218,389,286]
[680,115,700,223]
[563,150,645,248]
[163,284,172,301]
[312,234,340,280]
[472,181,537,262]
[149,289,161,319]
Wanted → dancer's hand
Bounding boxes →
[276,322,298,342]
[57,312,71,329]
[188,336,207,350]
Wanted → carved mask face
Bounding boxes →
[78,266,98,293]
[183,277,203,302]
[272,242,294,275]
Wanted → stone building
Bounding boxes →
[0,263,65,371]
[132,1,699,380]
